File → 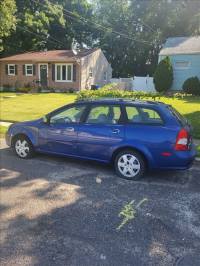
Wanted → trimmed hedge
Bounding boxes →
[77,86,160,101]
[77,84,195,101]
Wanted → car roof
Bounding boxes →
[76,98,166,107]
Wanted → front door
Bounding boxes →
[38,104,86,155]
[39,64,48,87]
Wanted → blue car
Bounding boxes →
[6,98,196,180]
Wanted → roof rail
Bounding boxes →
[76,98,164,105]
[76,97,136,102]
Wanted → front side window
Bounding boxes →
[50,105,85,124]
[86,105,121,124]
[8,64,16,75]
[25,64,33,76]
[126,106,163,124]
[55,64,72,82]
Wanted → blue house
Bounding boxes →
[159,36,200,90]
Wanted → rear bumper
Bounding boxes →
[151,146,196,170]
[172,148,196,169]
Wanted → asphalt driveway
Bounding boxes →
[0,140,200,266]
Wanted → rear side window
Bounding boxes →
[86,105,121,124]
[125,106,163,125]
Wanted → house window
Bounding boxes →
[8,64,16,75]
[55,64,72,82]
[174,61,190,69]
[103,71,107,81]
[25,64,33,76]
[89,67,93,78]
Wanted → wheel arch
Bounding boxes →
[11,133,33,148]
[111,146,149,169]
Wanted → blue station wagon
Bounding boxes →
[6,99,196,180]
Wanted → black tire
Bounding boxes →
[13,135,35,159]
[114,149,146,180]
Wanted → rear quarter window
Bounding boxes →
[167,106,188,126]
[126,106,164,125]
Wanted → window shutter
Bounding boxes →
[73,64,76,81]
[5,64,8,75]
[23,65,26,75]
[52,64,55,81]
[33,64,36,75]
[15,65,18,75]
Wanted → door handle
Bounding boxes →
[112,129,120,134]
[66,127,74,132]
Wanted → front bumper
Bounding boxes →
[5,131,12,147]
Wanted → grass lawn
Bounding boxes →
[0,125,8,138]
[0,93,200,139]
[0,93,77,122]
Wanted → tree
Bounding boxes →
[2,0,95,56]
[0,0,16,51]
[1,0,200,77]
[93,0,200,77]
[153,56,173,92]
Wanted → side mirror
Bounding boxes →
[42,115,49,124]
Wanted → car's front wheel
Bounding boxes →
[114,149,146,180]
[13,136,34,159]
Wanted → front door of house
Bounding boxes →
[39,64,48,87]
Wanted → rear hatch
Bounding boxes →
[167,105,193,150]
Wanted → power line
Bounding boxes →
[61,6,153,45]
[16,25,66,47]
[30,0,154,46]
[63,5,157,35]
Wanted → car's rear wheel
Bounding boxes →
[114,149,146,180]
[13,136,34,159]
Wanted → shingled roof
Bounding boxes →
[159,36,200,55]
[0,48,99,62]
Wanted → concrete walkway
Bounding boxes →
[0,121,13,127]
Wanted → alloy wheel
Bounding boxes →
[117,154,141,178]
[15,139,30,158]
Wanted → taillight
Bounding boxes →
[174,128,189,151]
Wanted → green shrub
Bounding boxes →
[77,84,160,101]
[153,56,173,93]
[16,87,32,93]
[2,84,16,92]
[182,76,200,96]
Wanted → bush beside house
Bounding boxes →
[153,56,173,93]
[182,76,200,96]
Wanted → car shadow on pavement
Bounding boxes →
[0,146,192,188]
[1,147,200,266]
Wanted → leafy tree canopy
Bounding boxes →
[1,0,200,76]
[0,0,16,51]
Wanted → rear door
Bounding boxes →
[77,104,125,161]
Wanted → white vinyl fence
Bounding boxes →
[111,76,155,92]
[133,76,155,92]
